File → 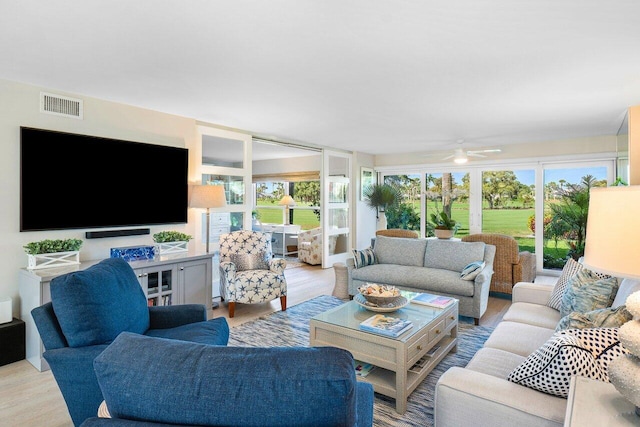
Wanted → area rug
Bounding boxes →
[284,257,305,269]
[228,295,494,427]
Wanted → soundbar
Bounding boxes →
[85,228,150,239]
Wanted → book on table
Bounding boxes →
[410,293,455,309]
[359,314,413,338]
[353,359,375,377]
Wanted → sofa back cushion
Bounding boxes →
[424,240,486,272]
[374,235,427,267]
[50,258,150,348]
[94,333,358,426]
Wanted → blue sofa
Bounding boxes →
[31,258,230,426]
[80,333,375,427]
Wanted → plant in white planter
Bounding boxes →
[362,183,399,230]
[153,231,192,254]
[429,211,459,239]
[24,238,83,270]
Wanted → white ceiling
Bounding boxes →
[1,1,639,156]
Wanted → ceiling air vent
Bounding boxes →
[40,92,83,119]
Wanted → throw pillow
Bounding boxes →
[460,261,485,281]
[507,328,628,398]
[559,268,619,317]
[352,247,376,269]
[555,305,632,331]
[547,258,583,310]
[230,252,270,271]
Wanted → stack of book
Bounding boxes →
[359,314,413,338]
[409,293,455,309]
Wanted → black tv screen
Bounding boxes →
[20,127,188,231]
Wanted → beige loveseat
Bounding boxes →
[434,277,640,427]
[347,236,496,324]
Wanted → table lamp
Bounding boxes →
[279,195,296,225]
[190,185,227,253]
[582,186,640,416]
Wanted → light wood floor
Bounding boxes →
[0,264,554,426]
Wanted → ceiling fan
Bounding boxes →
[442,147,502,164]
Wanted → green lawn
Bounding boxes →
[255,202,319,230]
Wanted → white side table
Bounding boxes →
[564,376,639,426]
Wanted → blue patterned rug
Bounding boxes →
[228,295,494,427]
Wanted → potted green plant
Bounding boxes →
[362,183,399,230]
[24,238,83,270]
[429,211,459,239]
[153,231,192,254]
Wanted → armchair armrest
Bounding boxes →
[148,304,207,329]
[518,251,537,283]
[269,258,286,274]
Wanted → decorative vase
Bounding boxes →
[27,251,80,270]
[434,229,454,239]
[377,212,387,230]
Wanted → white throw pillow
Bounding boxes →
[507,328,628,398]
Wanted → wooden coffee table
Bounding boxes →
[309,295,458,414]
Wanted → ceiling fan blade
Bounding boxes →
[442,154,455,160]
[468,153,487,158]
[467,149,502,154]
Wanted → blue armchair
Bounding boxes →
[80,333,374,427]
[31,258,230,426]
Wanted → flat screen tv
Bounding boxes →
[20,127,188,231]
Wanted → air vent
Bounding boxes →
[40,92,83,119]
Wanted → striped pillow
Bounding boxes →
[547,258,583,310]
[352,247,376,269]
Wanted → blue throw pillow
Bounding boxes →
[352,247,376,268]
[50,258,150,347]
[460,261,485,281]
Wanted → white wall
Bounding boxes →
[352,152,376,250]
[0,79,199,318]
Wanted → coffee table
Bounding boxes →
[309,294,458,414]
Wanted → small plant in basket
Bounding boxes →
[23,238,83,255]
[152,231,192,243]
[153,231,192,254]
[24,238,83,270]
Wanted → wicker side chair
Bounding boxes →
[375,229,419,238]
[461,233,536,294]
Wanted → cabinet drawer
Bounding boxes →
[210,213,230,226]
[428,319,446,342]
[444,307,458,328]
[407,333,430,362]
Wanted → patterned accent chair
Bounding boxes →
[219,230,287,318]
[298,227,322,265]
[461,233,536,294]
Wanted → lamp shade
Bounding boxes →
[189,185,227,209]
[583,186,640,279]
[278,195,296,206]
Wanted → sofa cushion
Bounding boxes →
[424,240,486,272]
[555,305,632,331]
[466,347,527,379]
[559,268,619,317]
[50,258,150,348]
[352,264,476,297]
[352,247,376,268]
[502,302,562,330]
[507,328,628,398]
[374,236,426,267]
[460,261,485,281]
[94,333,359,426]
[483,321,555,357]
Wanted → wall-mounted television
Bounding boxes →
[20,127,188,231]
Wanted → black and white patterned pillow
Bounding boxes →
[507,328,628,398]
[547,258,583,310]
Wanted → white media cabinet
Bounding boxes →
[19,251,213,371]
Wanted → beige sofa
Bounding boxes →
[434,278,640,427]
